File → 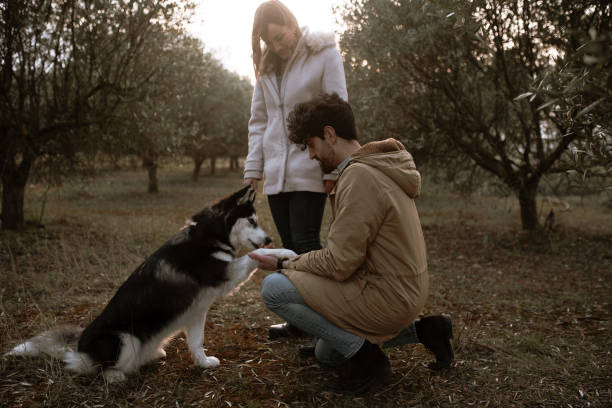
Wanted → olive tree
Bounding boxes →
[339,0,610,230]
[0,0,193,228]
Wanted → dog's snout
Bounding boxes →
[264,236,272,246]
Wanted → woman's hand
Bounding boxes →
[244,178,260,190]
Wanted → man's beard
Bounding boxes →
[318,159,336,174]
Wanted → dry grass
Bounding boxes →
[1,168,610,407]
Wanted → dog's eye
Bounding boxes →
[248,218,257,227]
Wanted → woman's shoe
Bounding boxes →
[268,322,308,340]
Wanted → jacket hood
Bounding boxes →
[349,138,421,198]
[300,27,336,54]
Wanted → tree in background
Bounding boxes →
[114,31,210,193]
[215,72,252,173]
[182,61,253,180]
[339,0,610,230]
[0,0,194,228]
[525,8,611,195]
[182,55,226,180]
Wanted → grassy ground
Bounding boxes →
[1,168,610,407]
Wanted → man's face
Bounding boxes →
[306,136,336,174]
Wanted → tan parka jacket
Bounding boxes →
[284,138,428,344]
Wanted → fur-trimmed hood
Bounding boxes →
[300,27,337,54]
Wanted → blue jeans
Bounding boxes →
[267,192,327,254]
[261,273,420,367]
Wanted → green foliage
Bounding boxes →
[0,0,253,226]
[527,22,611,189]
[182,57,253,166]
[108,32,211,162]
[0,0,197,227]
[339,0,610,229]
[1,0,194,176]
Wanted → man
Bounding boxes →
[249,93,453,395]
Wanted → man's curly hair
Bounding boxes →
[287,93,357,149]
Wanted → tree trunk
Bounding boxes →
[2,176,26,230]
[517,181,540,230]
[230,156,239,171]
[1,152,35,230]
[210,157,216,175]
[143,156,159,193]
[192,158,204,182]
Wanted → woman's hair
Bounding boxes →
[287,93,357,149]
[252,1,300,78]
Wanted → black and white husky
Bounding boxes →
[4,186,296,383]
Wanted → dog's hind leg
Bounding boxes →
[141,346,167,366]
[186,313,219,368]
[150,347,167,361]
[103,368,127,383]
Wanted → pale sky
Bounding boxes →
[188,0,346,84]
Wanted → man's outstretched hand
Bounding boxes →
[248,248,298,271]
[248,252,278,271]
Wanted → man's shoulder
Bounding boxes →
[339,162,380,187]
[343,161,377,176]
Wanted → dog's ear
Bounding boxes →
[236,185,256,206]
[212,185,255,213]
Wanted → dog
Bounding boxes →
[4,185,297,383]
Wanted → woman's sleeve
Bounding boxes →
[321,47,348,101]
[321,47,347,183]
[244,80,267,180]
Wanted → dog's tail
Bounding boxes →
[5,326,97,374]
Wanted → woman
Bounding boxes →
[244,0,347,339]
[244,1,347,258]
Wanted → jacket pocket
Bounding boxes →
[339,274,367,301]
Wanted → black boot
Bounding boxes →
[329,340,392,395]
[415,315,454,370]
[298,337,317,358]
[268,322,308,340]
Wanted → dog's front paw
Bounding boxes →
[251,248,298,259]
[194,354,220,368]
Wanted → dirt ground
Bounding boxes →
[1,170,610,407]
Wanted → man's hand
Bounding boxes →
[248,252,278,271]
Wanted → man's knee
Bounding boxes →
[261,273,291,309]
